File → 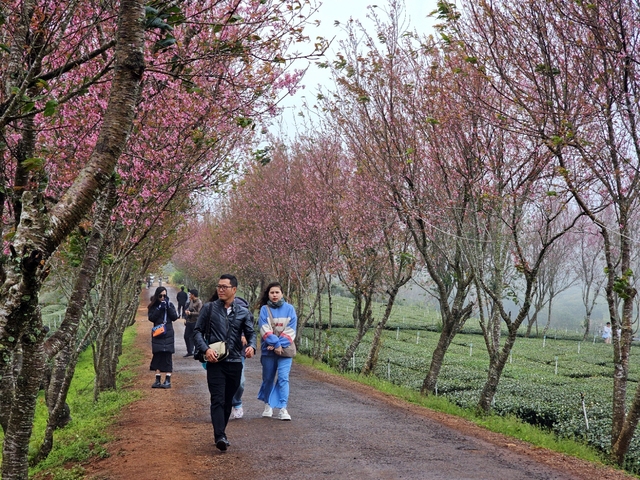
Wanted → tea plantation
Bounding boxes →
[297,296,640,474]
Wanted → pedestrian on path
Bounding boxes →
[176,285,188,317]
[231,296,253,420]
[183,289,202,357]
[257,281,297,421]
[148,286,179,388]
[193,274,256,451]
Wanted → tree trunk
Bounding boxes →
[0,1,145,476]
[362,320,385,376]
[338,319,372,372]
[610,288,635,461]
[541,297,554,337]
[421,321,456,394]
[478,328,518,412]
[93,328,121,397]
[35,184,113,462]
[525,311,538,338]
[362,286,400,376]
[612,378,640,465]
[92,266,142,399]
[34,344,76,464]
[1,336,46,480]
[338,290,374,371]
[582,314,591,341]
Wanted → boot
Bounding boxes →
[162,376,171,389]
[151,375,162,388]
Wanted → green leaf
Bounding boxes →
[154,37,176,51]
[22,101,35,114]
[22,157,44,171]
[235,117,253,128]
[43,100,58,117]
[0,43,10,54]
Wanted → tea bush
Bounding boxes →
[301,300,640,474]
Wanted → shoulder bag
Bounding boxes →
[267,306,296,358]
[152,309,167,337]
[194,304,230,362]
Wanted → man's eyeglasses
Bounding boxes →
[216,285,234,291]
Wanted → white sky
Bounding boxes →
[271,0,439,136]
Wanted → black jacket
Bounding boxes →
[148,301,179,354]
[176,290,188,306]
[193,298,256,362]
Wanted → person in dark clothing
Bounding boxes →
[193,274,256,452]
[176,286,188,317]
[207,292,252,419]
[148,286,179,388]
[183,289,203,356]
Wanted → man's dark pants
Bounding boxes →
[206,361,243,441]
[184,322,196,355]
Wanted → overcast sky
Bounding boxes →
[271,0,439,136]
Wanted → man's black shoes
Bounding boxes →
[183,353,193,357]
[216,437,230,451]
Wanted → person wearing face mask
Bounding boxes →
[257,281,298,421]
[148,286,179,388]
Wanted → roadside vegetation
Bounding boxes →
[297,294,640,476]
[0,326,141,480]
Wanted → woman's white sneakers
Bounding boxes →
[278,408,291,421]
[262,404,291,420]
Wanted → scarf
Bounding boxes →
[267,298,285,309]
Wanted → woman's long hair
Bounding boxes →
[259,282,283,307]
[148,286,167,309]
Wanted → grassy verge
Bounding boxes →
[16,325,144,480]
[294,354,612,469]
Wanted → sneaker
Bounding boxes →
[262,404,273,418]
[233,406,243,419]
[278,408,291,421]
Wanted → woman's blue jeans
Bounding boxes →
[232,357,245,408]
[257,354,292,409]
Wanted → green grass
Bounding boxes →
[0,325,144,479]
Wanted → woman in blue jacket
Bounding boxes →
[148,286,179,388]
[257,281,297,420]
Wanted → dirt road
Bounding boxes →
[83,286,633,480]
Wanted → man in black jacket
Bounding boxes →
[176,286,188,317]
[193,274,256,452]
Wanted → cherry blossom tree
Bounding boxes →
[448,0,640,462]
[317,3,478,392]
[0,0,324,475]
